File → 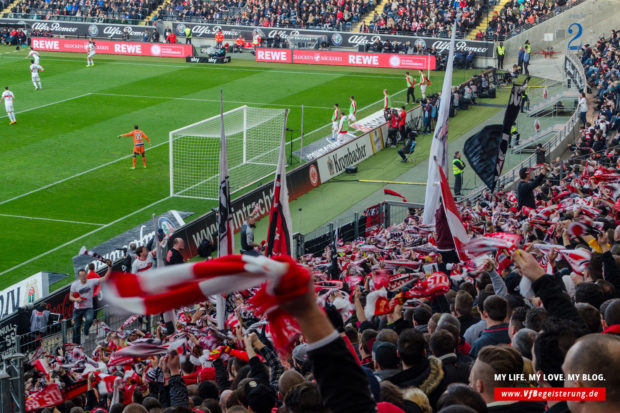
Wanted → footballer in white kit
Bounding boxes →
[86,39,96,67]
[27,48,40,64]
[30,60,44,90]
[2,86,17,124]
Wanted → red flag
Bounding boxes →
[266,110,293,256]
[437,161,469,260]
[384,188,408,202]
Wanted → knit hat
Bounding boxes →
[292,343,308,364]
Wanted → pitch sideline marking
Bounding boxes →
[0,92,92,119]
[0,54,408,79]
[0,213,105,226]
[0,196,171,277]
[91,92,334,109]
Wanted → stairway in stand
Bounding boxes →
[1,0,24,18]
[466,0,511,40]
[141,0,171,26]
[352,0,387,32]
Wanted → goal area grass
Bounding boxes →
[0,45,486,290]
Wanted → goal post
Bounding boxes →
[169,106,287,200]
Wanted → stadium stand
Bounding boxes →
[6,0,163,24]
[362,0,485,38]
[470,0,587,41]
[155,0,374,29]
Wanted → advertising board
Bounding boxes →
[31,37,192,58]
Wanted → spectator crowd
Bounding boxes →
[157,0,373,30]
[11,0,161,23]
[360,0,484,38]
[474,0,583,41]
[14,28,620,413]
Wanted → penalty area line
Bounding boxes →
[0,140,168,206]
[0,196,172,277]
[0,213,105,226]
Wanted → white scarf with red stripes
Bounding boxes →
[103,254,310,353]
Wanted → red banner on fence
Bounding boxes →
[255,48,436,70]
[31,38,193,58]
[26,384,63,411]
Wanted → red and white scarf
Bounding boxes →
[104,254,310,354]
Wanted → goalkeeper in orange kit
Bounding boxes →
[119,125,151,169]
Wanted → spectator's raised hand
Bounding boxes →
[512,249,545,281]
[167,350,181,376]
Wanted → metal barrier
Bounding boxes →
[294,201,423,258]
[0,353,26,413]
[11,305,152,359]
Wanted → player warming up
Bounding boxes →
[26,47,40,64]
[86,38,96,67]
[30,60,44,90]
[348,96,357,123]
[119,125,150,169]
[418,69,430,101]
[2,86,16,125]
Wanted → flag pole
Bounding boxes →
[154,213,176,333]
[216,88,232,330]
[300,104,304,161]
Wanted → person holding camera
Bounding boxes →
[387,109,400,148]
[70,263,112,345]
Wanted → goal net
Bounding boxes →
[170,106,287,200]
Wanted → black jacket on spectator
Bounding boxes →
[532,275,584,326]
[166,248,184,265]
[386,356,446,408]
[488,400,545,412]
[546,401,571,413]
[601,251,620,296]
[458,314,481,336]
[169,375,188,407]
[308,335,377,413]
[439,353,472,385]
[517,173,545,209]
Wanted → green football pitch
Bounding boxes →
[0,45,482,290]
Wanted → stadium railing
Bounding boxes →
[11,305,152,357]
[294,200,424,257]
[4,12,144,26]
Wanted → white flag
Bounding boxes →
[423,23,457,225]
